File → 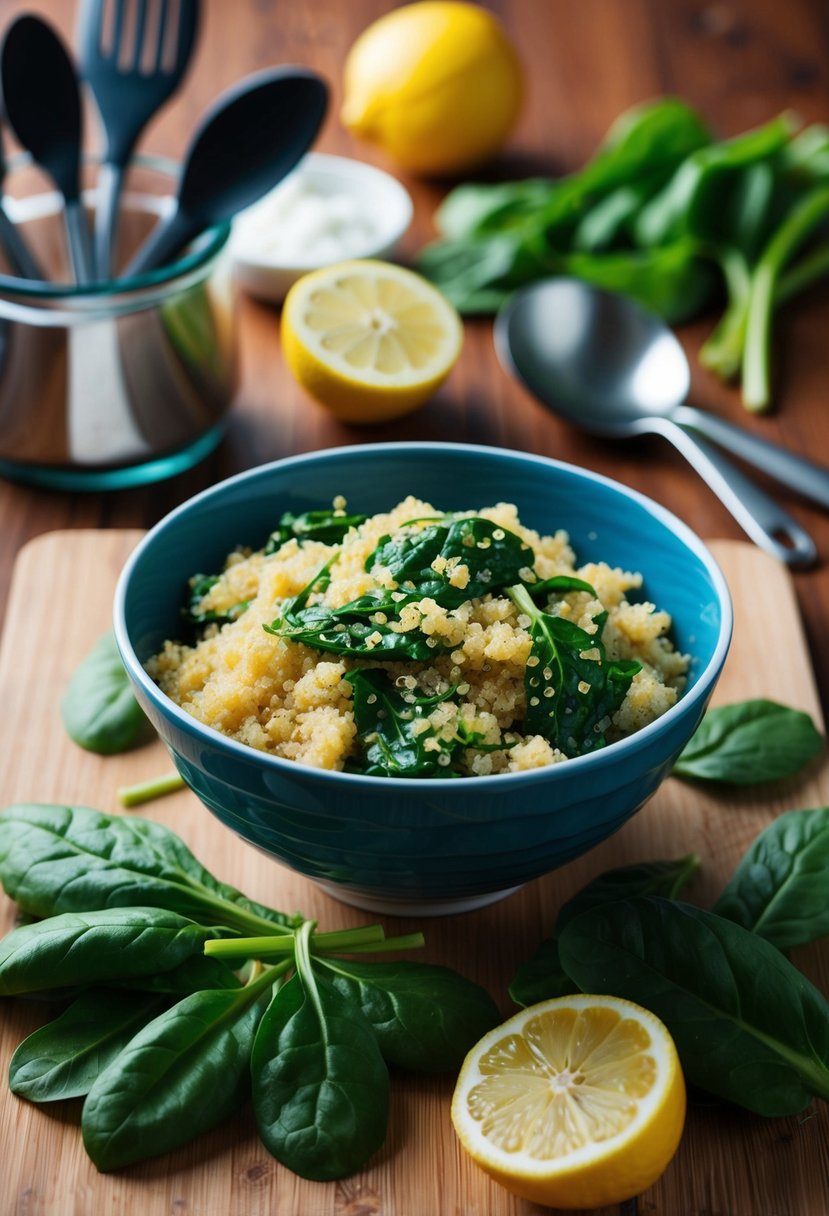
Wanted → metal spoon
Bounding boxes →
[124,67,328,277]
[0,15,94,284]
[494,278,819,568]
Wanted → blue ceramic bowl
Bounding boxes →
[114,442,732,915]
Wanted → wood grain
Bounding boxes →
[0,530,827,1216]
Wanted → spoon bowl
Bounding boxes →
[495,278,826,567]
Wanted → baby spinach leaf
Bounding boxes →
[509,855,699,1006]
[672,699,823,784]
[60,632,148,755]
[0,803,298,933]
[107,952,241,994]
[269,588,442,661]
[367,517,534,606]
[82,974,273,1171]
[0,907,226,996]
[252,925,389,1181]
[317,958,501,1071]
[713,808,829,950]
[558,896,829,1116]
[523,574,596,601]
[264,508,367,553]
[184,574,248,627]
[345,669,503,778]
[9,989,166,1102]
[507,584,640,756]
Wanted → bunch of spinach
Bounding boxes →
[418,97,829,410]
[0,803,500,1178]
[510,807,829,1116]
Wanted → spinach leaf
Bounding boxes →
[9,989,166,1102]
[672,699,823,784]
[563,237,716,325]
[345,669,504,778]
[264,508,367,553]
[558,896,829,1116]
[317,958,501,1071]
[507,584,640,756]
[509,855,699,1006]
[107,952,241,994]
[713,808,829,950]
[82,972,274,1171]
[184,574,248,627]
[268,587,443,661]
[0,803,299,933]
[523,574,596,601]
[251,924,389,1181]
[60,632,148,755]
[0,907,227,996]
[367,517,535,606]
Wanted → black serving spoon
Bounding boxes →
[1,14,94,283]
[124,67,329,278]
[77,0,201,279]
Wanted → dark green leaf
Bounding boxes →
[0,907,225,996]
[268,587,442,661]
[558,896,829,1116]
[60,632,148,755]
[563,239,716,324]
[672,699,823,784]
[317,958,501,1071]
[264,509,367,553]
[9,989,166,1102]
[509,855,699,1006]
[82,977,272,1171]
[251,971,389,1181]
[508,585,640,756]
[713,808,829,950]
[184,574,248,627]
[0,803,298,933]
[107,952,241,994]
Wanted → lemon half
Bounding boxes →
[452,994,686,1210]
[281,260,463,424]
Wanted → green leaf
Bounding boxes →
[60,632,148,755]
[509,855,699,1006]
[317,958,501,1071]
[0,803,298,934]
[251,924,389,1181]
[559,896,829,1116]
[713,808,829,950]
[184,574,248,627]
[264,508,367,553]
[0,907,225,996]
[82,975,273,1171]
[563,238,716,324]
[672,699,823,784]
[9,989,166,1102]
[507,584,640,756]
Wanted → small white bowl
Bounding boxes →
[230,153,414,303]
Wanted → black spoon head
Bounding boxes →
[178,66,329,228]
[0,14,84,199]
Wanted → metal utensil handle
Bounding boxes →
[676,403,829,513]
[63,197,94,284]
[652,417,817,567]
[94,162,125,281]
[0,203,44,279]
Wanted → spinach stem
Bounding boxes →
[742,185,829,412]
[204,922,418,965]
[118,772,186,807]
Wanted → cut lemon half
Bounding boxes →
[281,260,463,424]
[452,994,686,1211]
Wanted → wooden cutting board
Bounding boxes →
[1,531,828,1216]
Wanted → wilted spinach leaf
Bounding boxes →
[264,508,367,553]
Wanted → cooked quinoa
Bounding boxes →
[148,497,689,776]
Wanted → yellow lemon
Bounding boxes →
[452,994,686,1210]
[341,2,523,176]
[281,260,463,424]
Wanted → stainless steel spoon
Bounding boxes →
[494,277,820,568]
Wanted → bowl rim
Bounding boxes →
[113,440,734,790]
[230,151,414,272]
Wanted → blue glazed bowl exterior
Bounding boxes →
[114,442,733,910]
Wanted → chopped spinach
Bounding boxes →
[264,508,368,554]
[184,573,248,627]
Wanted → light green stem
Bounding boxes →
[118,772,186,807]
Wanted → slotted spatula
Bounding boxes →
[77,0,200,279]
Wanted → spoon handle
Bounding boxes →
[63,197,94,285]
[675,404,829,513]
[0,202,44,279]
[652,417,816,568]
[94,162,125,281]
[123,208,194,278]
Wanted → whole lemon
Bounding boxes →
[341,1,523,176]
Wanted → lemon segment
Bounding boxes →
[281,260,463,424]
[341,1,523,176]
[452,994,686,1210]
